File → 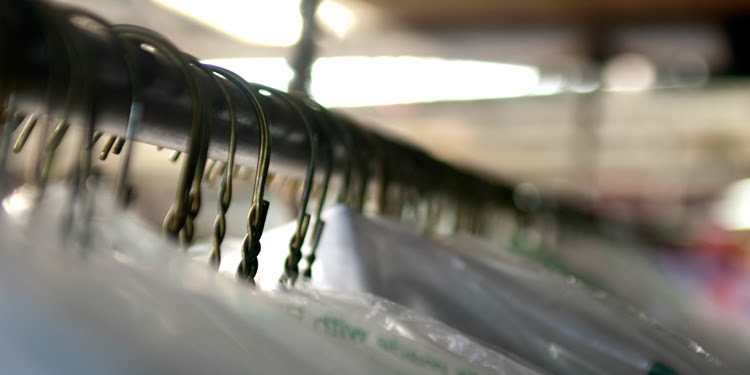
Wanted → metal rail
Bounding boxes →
[0,0,602,234]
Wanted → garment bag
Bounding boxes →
[0,185,473,375]
[306,204,726,375]
[190,225,543,375]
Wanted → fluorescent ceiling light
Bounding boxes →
[603,53,656,92]
[204,56,543,108]
[317,1,355,39]
[152,0,355,47]
[713,178,750,231]
[312,56,541,107]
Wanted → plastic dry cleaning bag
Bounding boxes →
[191,225,543,375]
[0,184,540,375]
[304,205,726,375]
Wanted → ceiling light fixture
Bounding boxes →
[203,56,542,107]
[151,0,355,47]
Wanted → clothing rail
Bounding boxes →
[0,0,601,232]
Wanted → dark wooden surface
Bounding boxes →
[363,0,750,27]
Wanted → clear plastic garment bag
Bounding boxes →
[299,204,727,375]
[0,186,395,375]
[0,184,542,375]
[189,222,544,375]
[0,2,732,373]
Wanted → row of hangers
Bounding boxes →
[1,3,736,374]
[0,0,598,286]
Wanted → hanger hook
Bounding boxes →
[25,3,86,194]
[28,4,104,250]
[204,66,272,285]
[365,130,387,215]
[200,66,241,270]
[111,25,209,243]
[8,2,79,194]
[246,84,317,286]
[58,7,113,192]
[349,124,371,212]
[178,53,215,248]
[295,98,334,280]
[331,116,354,205]
[282,92,317,286]
[52,6,141,210]
[334,116,364,209]
[110,30,144,207]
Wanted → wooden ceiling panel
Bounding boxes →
[363,0,750,27]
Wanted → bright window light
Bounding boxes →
[203,56,543,108]
[151,0,355,47]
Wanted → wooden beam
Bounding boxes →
[364,0,750,27]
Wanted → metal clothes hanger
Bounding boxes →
[110,29,144,207]
[58,7,109,195]
[246,85,316,286]
[358,127,382,214]
[178,53,215,247]
[2,2,63,189]
[331,116,354,205]
[198,67,239,270]
[237,83,319,286]
[370,133,390,216]
[201,67,271,284]
[338,117,368,212]
[110,25,209,244]
[17,3,104,248]
[291,96,334,280]
[392,143,414,222]
[353,130,370,213]
[406,152,435,234]
[379,141,402,218]
[55,5,148,221]
[13,3,87,193]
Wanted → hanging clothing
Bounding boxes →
[190,225,544,374]
[0,184,540,375]
[303,204,726,375]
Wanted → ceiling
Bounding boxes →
[362,0,750,27]
[49,0,750,216]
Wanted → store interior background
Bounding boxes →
[45,0,750,370]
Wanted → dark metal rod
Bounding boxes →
[0,0,605,230]
[4,0,312,178]
[0,0,492,193]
